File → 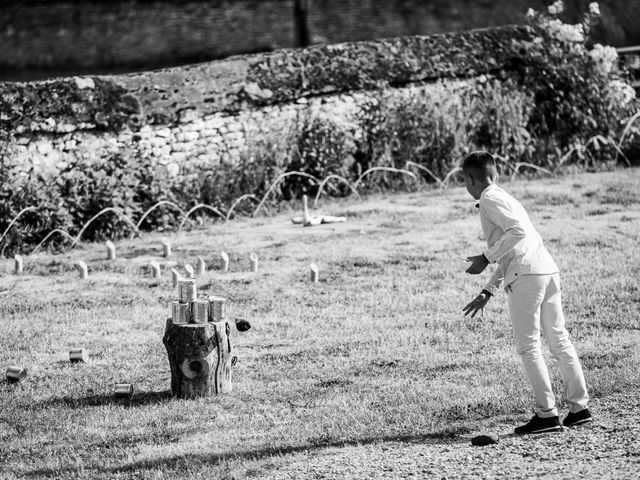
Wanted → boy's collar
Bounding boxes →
[480,183,498,198]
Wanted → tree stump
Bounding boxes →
[163,319,232,398]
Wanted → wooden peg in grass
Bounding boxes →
[171,268,181,288]
[184,264,195,279]
[105,240,116,260]
[6,366,27,383]
[250,253,259,273]
[162,239,171,258]
[69,348,89,363]
[150,261,162,279]
[14,254,23,275]
[310,263,319,283]
[220,251,229,273]
[197,257,206,276]
[75,261,88,280]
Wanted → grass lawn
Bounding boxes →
[1,168,639,479]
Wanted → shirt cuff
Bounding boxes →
[483,250,496,264]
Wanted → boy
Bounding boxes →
[461,151,591,434]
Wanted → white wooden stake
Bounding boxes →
[171,268,181,288]
[196,257,206,276]
[162,239,171,258]
[105,240,116,260]
[310,263,319,283]
[14,254,23,275]
[75,261,88,280]
[250,253,259,273]
[6,366,27,383]
[220,251,229,273]
[184,264,195,279]
[69,348,89,363]
[150,260,162,279]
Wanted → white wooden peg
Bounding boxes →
[75,261,88,280]
[310,263,319,283]
[150,261,162,279]
[170,268,181,288]
[184,264,195,279]
[250,253,259,273]
[105,240,116,260]
[162,239,171,258]
[197,257,206,276]
[220,251,229,273]
[14,254,23,275]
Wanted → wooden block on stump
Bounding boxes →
[14,255,23,275]
[105,241,116,260]
[208,295,226,322]
[163,319,232,398]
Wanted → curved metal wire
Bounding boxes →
[133,201,189,238]
[404,161,445,188]
[73,208,139,246]
[177,204,226,233]
[252,172,320,217]
[352,167,418,191]
[312,174,361,208]
[0,207,37,246]
[30,229,76,255]
[225,194,268,220]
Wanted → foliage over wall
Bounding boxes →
[0,6,638,255]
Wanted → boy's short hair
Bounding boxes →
[462,151,497,178]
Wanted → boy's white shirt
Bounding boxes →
[479,184,559,295]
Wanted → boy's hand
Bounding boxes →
[463,292,491,318]
[465,254,489,274]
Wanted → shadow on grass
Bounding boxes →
[24,427,470,478]
[36,389,173,409]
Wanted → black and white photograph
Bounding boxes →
[0,0,639,478]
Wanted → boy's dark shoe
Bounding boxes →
[563,409,593,427]
[514,415,563,435]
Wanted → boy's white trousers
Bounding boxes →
[507,273,589,418]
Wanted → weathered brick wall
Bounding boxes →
[0,26,538,178]
[3,0,635,81]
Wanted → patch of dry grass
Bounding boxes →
[1,169,639,479]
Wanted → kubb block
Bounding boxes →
[69,348,89,363]
[114,383,134,397]
[14,255,23,275]
[220,251,229,272]
[184,264,195,279]
[105,240,116,260]
[471,433,499,446]
[6,366,27,383]
[171,268,181,288]
[310,263,319,283]
[162,239,172,258]
[75,261,88,279]
[150,261,162,279]
[197,257,206,276]
[250,253,259,272]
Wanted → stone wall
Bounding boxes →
[0,26,538,178]
[2,0,636,81]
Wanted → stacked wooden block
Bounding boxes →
[170,279,226,324]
